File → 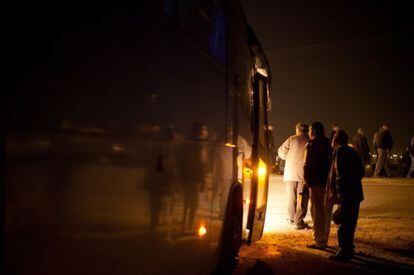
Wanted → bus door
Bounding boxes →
[247,73,270,244]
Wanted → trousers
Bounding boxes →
[285,181,309,225]
[309,185,333,246]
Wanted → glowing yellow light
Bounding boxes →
[256,159,267,208]
[243,167,252,175]
[258,162,267,178]
[198,225,207,237]
[225,143,236,148]
[244,198,251,205]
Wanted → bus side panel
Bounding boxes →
[6,3,232,274]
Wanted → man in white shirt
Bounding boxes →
[278,123,310,229]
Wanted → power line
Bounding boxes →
[265,32,413,59]
[273,57,395,79]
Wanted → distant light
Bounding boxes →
[198,225,207,237]
[225,143,236,148]
[244,198,251,205]
[244,228,250,239]
[112,144,125,152]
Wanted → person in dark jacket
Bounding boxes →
[352,128,371,167]
[304,122,332,250]
[373,124,393,177]
[327,130,364,261]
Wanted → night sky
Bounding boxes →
[241,0,414,153]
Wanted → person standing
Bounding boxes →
[373,124,393,177]
[278,123,310,229]
[329,123,340,144]
[304,122,332,250]
[326,130,364,261]
[407,136,414,178]
[352,128,371,167]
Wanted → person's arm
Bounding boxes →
[303,142,313,186]
[373,133,377,150]
[335,148,346,202]
[277,137,290,160]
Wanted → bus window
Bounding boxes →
[163,0,226,64]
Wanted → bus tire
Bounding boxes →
[215,184,243,274]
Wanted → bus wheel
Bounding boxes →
[217,185,243,273]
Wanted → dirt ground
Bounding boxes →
[234,176,414,274]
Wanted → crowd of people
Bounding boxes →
[276,122,414,262]
[274,123,414,179]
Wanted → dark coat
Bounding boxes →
[352,134,371,163]
[373,130,393,150]
[326,145,364,204]
[304,137,331,187]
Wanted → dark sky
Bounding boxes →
[241,0,414,153]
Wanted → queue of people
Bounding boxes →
[276,122,408,261]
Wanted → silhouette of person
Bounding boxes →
[145,126,179,236]
[304,122,332,250]
[373,124,393,177]
[407,136,414,178]
[327,130,364,261]
[176,123,209,231]
[351,128,371,167]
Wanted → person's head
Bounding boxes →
[332,130,349,148]
[381,123,389,131]
[309,122,325,140]
[295,122,308,135]
[268,124,274,131]
[357,128,364,135]
[191,122,208,140]
[332,123,339,132]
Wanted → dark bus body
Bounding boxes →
[6,1,271,274]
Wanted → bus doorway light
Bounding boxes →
[198,225,207,237]
[258,159,267,179]
[256,159,267,209]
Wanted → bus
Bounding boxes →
[5,0,271,274]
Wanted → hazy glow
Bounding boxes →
[258,160,267,178]
[263,175,312,233]
[112,144,125,152]
[198,225,207,237]
[256,159,267,208]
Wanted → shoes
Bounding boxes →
[295,223,311,230]
[329,251,353,261]
[306,244,326,251]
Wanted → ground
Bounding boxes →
[234,176,414,274]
